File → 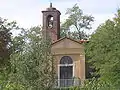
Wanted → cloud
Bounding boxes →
[88,13,114,34]
[0,0,119,33]
[77,0,119,14]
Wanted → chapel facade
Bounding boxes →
[42,3,85,87]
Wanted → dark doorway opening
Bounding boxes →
[59,56,73,87]
[60,66,73,79]
[60,66,73,87]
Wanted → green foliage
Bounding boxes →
[85,9,120,89]
[10,26,55,90]
[3,83,25,90]
[0,17,21,90]
[0,17,14,67]
[0,18,55,89]
[61,4,94,40]
[53,79,117,90]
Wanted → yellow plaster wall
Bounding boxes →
[51,38,85,80]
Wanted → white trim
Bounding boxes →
[58,56,74,87]
[73,62,74,77]
[58,65,60,87]
[58,64,74,87]
[58,64,73,67]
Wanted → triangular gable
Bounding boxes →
[52,37,84,49]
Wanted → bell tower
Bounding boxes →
[42,3,61,42]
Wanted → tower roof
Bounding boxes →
[42,3,60,14]
[46,3,57,11]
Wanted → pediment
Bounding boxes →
[52,37,84,49]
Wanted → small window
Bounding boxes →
[60,56,73,64]
[47,15,53,28]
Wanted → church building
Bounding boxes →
[42,3,86,87]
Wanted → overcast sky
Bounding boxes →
[0,0,120,34]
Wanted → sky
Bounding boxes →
[0,0,120,34]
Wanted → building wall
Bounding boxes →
[51,38,85,81]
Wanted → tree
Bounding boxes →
[85,9,120,89]
[0,17,16,67]
[10,26,55,90]
[60,4,94,40]
[0,17,20,89]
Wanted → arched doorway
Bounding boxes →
[59,56,73,87]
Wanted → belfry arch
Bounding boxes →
[47,15,54,28]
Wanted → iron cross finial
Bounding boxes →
[50,2,52,8]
